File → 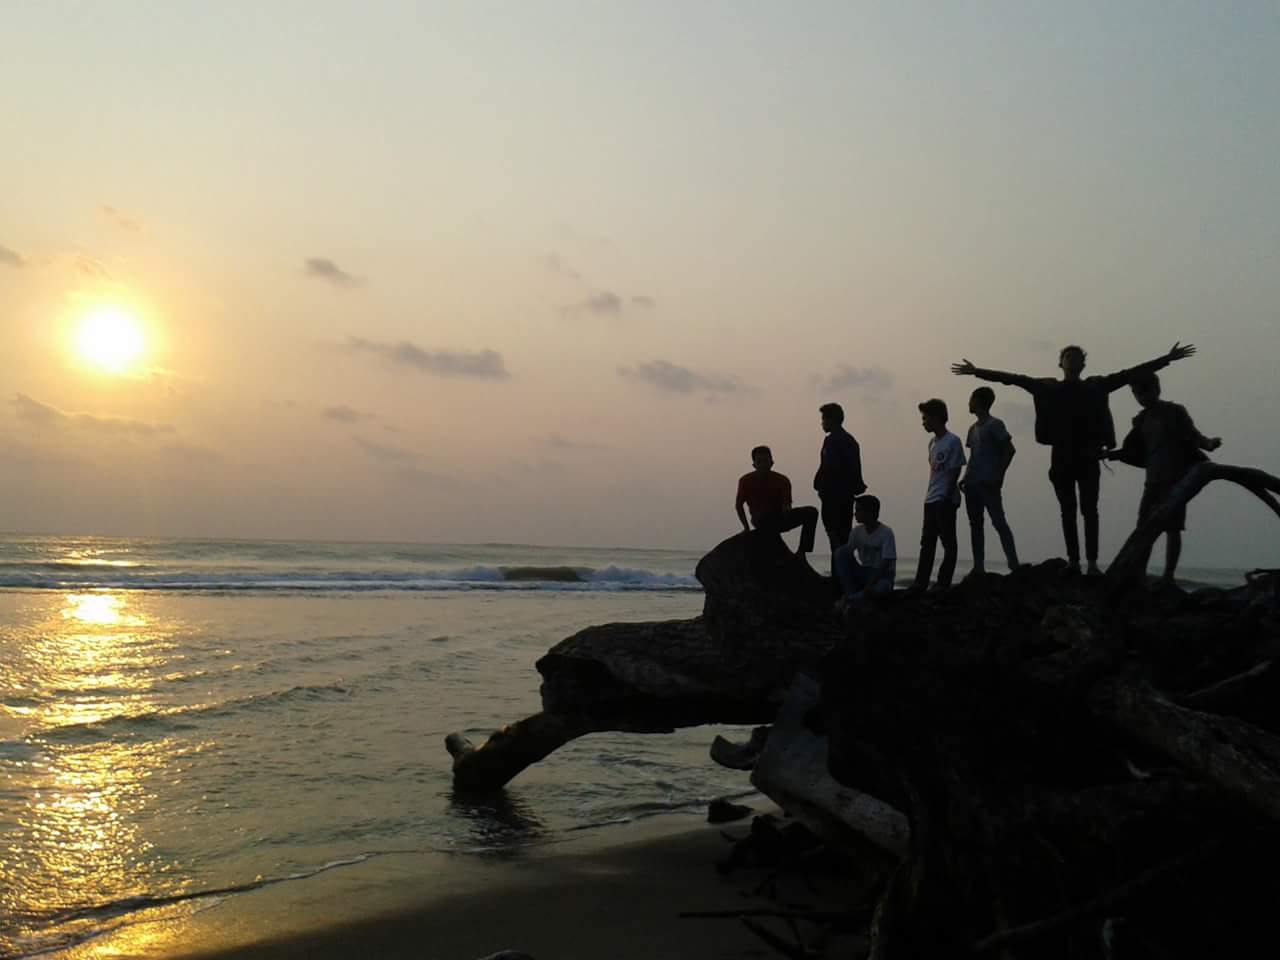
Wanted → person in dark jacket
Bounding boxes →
[814,403,866,554]
[951,342,1196,574]
[1103,372,1221,586]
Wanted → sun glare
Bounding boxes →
[74,306,146,375]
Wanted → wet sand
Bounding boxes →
[62,816,873,960]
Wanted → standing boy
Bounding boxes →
[833,495,896,607]
[961,387,1021,573]
[813,403,867,554]
[951,342,1197,574]
[1103,373,1221,586]
[735,445,820,555]
[914,398,965,591]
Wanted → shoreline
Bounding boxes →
[49,812,874,960]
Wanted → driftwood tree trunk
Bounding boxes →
[1105,462,1280,595]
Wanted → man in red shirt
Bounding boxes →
[735,446,819,555]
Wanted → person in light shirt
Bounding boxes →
[833,495,896,608]
[913,398,965,592]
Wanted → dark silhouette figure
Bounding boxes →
[952,342,1196,574]
[961,386,1021,573]
[736,445,819,555]
[1103,372,1222,586]
[913,398,965,591]
[813,403,866,554]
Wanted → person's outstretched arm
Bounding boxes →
[1182,407,1223,452]
[951,359,1039,392]
[1098,342,1197,393]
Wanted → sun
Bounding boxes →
[74,306,147,375]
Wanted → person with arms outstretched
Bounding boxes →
[951,342,1196,575]
[814,403,866,555]
[1103,372,1222,586]
[735,445,820,555]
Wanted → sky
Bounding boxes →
[2,1,1278,566]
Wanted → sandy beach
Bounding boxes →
[54,814,875,960]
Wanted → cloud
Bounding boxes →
[13,394,175,437]
[812,364,895,396]
[354,436,417,463]
[618,360,744,395]
[582,291,623,315]
[304,257,364,288]
[631,295,655,309]
[100,204,143,232]
[0,245,23,268]
[548,432,606,451]
[76,255,112,279]
[323,405,376,423]
[538,253,582,281]
[343,338,510,379]
[353,436,449,484]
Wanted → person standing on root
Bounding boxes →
[735,445,820,555]
[951,342,1197,575]
[961,387,1021,574]
[913,398,965,592]
[814,403,866,556]
[1103,372,1222,587]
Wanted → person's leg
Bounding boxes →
[936,501,959,588]
[1161,493,1187,585]
[964,486,986,574]
[1049,450,1081,569]
[796,506,819,554]
[833,544,856,595]
[1078,458,1102,574]
[858,577,893,603]
[821,500,851,555]
[915,502,939,588]
[983,485,1021,570]
[1163,530,1182,584]
[774,506,820,554]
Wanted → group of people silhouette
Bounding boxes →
[734,341,1222,605]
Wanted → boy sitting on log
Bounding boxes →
[735,445,820,555]
[1103,371,1222,586]
[833,495,896,609]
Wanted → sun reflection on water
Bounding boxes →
[0,591,188,957]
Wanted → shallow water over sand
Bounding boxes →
[0,537,762,957]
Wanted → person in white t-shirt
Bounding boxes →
[833,495,896,607]
[913,398,966,591]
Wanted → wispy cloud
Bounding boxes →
[100,204,143,232]
[618,360,744,395]
[548,432,606,450]
[353,436,449,484]
[13,394,175,437]
[304,257,364,288]
[323,405,376,423]
[812,364,895,397]
[76,255,112,280]
[0,245,23,268]
[343,338,510,380]
[538,253,582,281]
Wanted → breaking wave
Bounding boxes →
[0,562,700,593]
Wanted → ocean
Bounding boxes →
[0,535,1249,958]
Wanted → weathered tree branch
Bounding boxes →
[1106,462,1280,596]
